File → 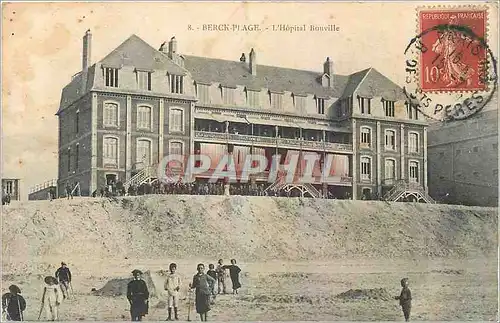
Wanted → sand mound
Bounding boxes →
[335,288,392,301]
[2,196,497,273]
[93,270,157,297]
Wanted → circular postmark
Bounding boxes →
[403,23,497,122]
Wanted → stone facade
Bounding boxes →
[56,31,428,199]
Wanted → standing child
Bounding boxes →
[2,285,26,321]
[206,264,217,304]
[215,259,227,294]
[164,263,181,321]
[41,276,62,321]
[189,264,216,322]
[127,269,149,322]
[222,259,241,294]
[395,278,412,322]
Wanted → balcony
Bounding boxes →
[194,131,353,153]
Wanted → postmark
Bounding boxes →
[403,7,497,121]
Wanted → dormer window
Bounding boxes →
[358,96,371,114]
[196,83,210,104]
[270,92,283,110]
[316,97,325,114]
[169,74,184,94]
[136,70,152,91]
[104,67,119,87]
[221,86,235,105]
[383,99,395,117]
[293,94,306,112]
[246,89,260,108]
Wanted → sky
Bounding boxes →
[1,1,498,199]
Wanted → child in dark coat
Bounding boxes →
[395,278,412,322]
[2,285,26,321]
[222,259,241,294]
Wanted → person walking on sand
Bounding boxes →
[55,262,72,299]
[189,264,216,322]
[2,285,26,321]
[222,259,242,294]
[206,264,217,304]
[215,259,227,295]
[164,263,181,321]
[127,270,149,321]
[41,276,62,321]
[395,278,412,322]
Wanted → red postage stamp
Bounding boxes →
[418,8,487,92]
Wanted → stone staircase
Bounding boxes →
[264,171,322,198]
[124,165,157,190]
[383,179,435,203]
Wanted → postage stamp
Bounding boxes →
[418,8,488,92]
[404,6,497,121]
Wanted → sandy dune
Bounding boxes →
[1,196,497,321]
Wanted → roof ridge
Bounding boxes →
[183,54,352,77]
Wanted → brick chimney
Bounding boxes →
[323,57,333,76]
[249,48,256,76]
[82,29,92,71]
[168,36,177,58]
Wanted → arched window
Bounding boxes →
[103,102,119,127]
[360,126,371,147]
[385,129,396,150]
[169,108,184,133]
[136,139,152,166]
[103,136,119,166]
[137,105,152,130]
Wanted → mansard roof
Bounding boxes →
[57,34,405,114]
[182,55,350,98]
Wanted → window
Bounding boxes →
[472,146,479,152]
[494,169,498,176]
[104,67,119,87]
[169,141,184,156]
[409,161,419,183]
[137,139,152,166]
[473,171,480,177]
[103,137,118,166]
[360,127,371,147]
[169,74,184,94]
[137,70,152,91]
[75,111,79,133]
[385,130,396,150]
[137,105,152,130]
[493,143,498,150]
[409,132,419,153]
[5,181,12,195]
[103,102,118,127]
[197,83,210,104]
[169,108,184,132]
[270,92,283,110]
[383,99,395,117]
[222,87,235,105]
[67,148,71,172]
[75,144,79,170]
[358,96,371,114]
[247,90,260,108]
[316,97,325,114]
[385,159,396,181]
[294,95,306,112]
[406,102,419,120]
[361,156,371,181]
[455,149,461,156]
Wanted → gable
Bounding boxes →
[99,34,186,75]
[355,68,405,101]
